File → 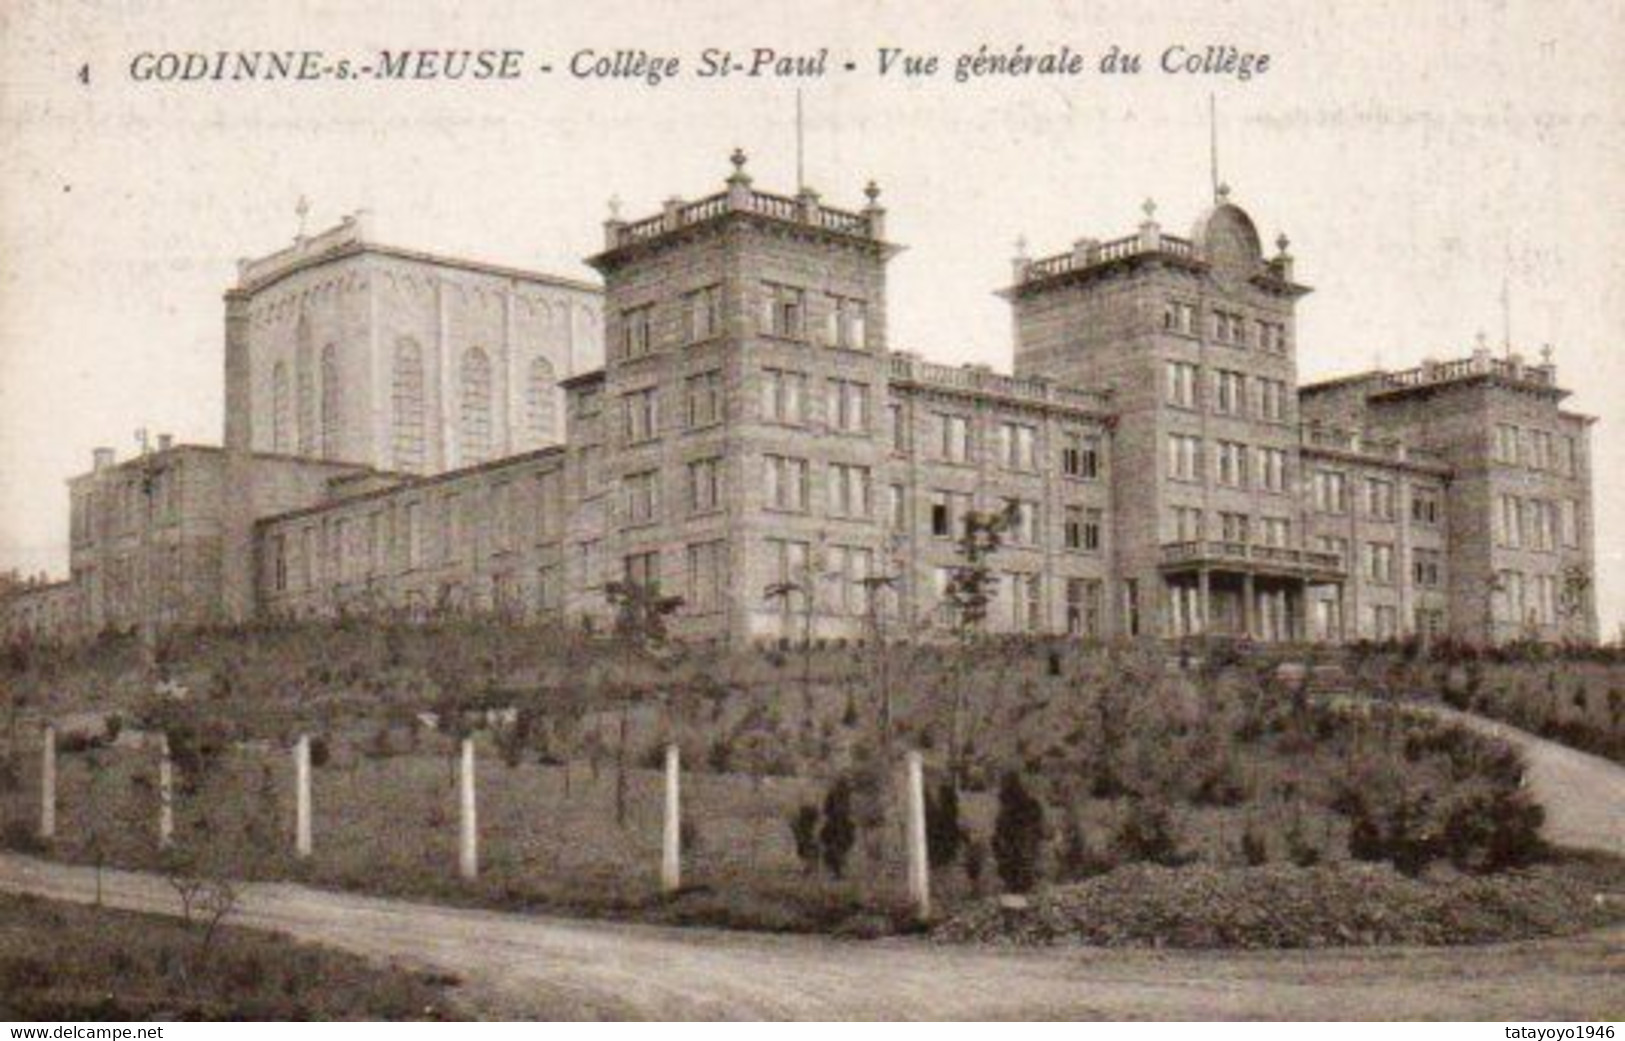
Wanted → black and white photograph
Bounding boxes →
[0,0,1621,1024]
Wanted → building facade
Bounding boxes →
[1,154,1599,648]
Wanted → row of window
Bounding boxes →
[1162,302,1289,353]
[1493,423,1580,475]
[1311,536,1443,588]
[267,470,567,592]
[1167,507,1293,548]
[1166,435,1290,491]
[616,282,871,360]
[1165,361,1290,420]
[1496,570,1566,627]
[1310,471,1441,523]
[1496,495,1581,551]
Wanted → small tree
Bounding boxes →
[819,777,856,878]
[924,778,966,870]
[991,771,1045,893]
[789,804,821,874]
[943,506,1014,783]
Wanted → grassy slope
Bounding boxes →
[0,891,461,1020]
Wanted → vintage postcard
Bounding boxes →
[0,0,1620,1026]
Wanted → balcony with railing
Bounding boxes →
[1160,540,1346,578]
[600,150,885,256]
[1375,350,1561,397]
[887,353,1112,414]
[1017,231,1200,288]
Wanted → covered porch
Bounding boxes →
[1158,541,1346,642]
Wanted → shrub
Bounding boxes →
[1113,796,1193,867]
[1239,823,1269,866]
[0,819,46,853]
[1440,785,1545,873]
[1284,816,1322,868]
[307,735,331,769]
[991,771,1045,893]
[819,778,856,878]
[789,804,820,873]
[924,779,965,870]
[963,837,987,893]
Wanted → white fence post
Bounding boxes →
[906,749,930,921]
[459,736,478,881]
[39,724,56,842]
[294,734,313,859]
[157,733,174,850]
[661,742,681,894]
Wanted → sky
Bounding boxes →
[2,0,1622,635]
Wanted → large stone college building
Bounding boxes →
[1,152,1600,647]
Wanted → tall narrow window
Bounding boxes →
[271,362,292,452]
[460,347,492,465]
[295,316,315,455]
[527,356,557,445]
[392,338,426,473]
[320,344,341,460]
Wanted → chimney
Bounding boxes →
[157,433,174,451]
[92,447,114,472]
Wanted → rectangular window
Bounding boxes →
[1313,470,1347,514]
[829,379,870,433]
[687,540,727,613]
[1214,370,1245,414]
[1498,494,1524,548]
[1061,431,1100,479]
[534,471,563,542]
[442,494,462,563]
[1366,479,1395,521]
[621,304,654,360]
[1065,578,1103,637]
[623,470,661,526]
[1411,486,1440,525]
[685,370,724,428]
[490,482,514,555]
[764,454,809,512]
[934,413,972,463]
[1172,505,1204,542]
[682,285,722,344]
[1365,541,1395,584]
[761,368,807,424]
[1494,424,1521,465]
[930,489,971,538]
[888,402,907,452]
[997,421,1037,470]
[1219,511,1250,544]
[1257,447,1288,492]
[1370,604,1399,641]
[623,387,659,442]
[623,550,660,591]
[1562,435,1578,476]
[828,463,871,519]
[1002,498,1039,545]
[1216,440,1248,487]
[1065,506,1104,552]
[1008,572,1042,632]
[762,282,806,339]
[1257,378,1288,421]
[826,545,874,616]
[1560,498,1579,548]
[824,294,869,349]
[687,457,722,514]
[1261,517,1290,548]
[1165,361,1199,408]
[403,504,422,568]
[1167,434,1201,481]
[271,535,288,592]
[887,483,907,530]
[768,538,811,612]
[535,564,561,613]
[1412,548,1442,588]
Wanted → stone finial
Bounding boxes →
[1012,235,1032,282]
[1217,182,1232,202]
[1142,198,1158,222]
[1474,331,1490,358]
[607,194,623,222]
[295,195,310,240]
[1014,234,1029,261]
[728,148,751,186]
[1276,232,1291,255]
[864,180,882,206]
[1540,342,1554,367]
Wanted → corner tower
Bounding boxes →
[1005,189,1324,638]
[585,151,899,642]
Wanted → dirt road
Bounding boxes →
[2,714,1620,1019]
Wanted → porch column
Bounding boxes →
[1196,568,1210,636]
[1241,573,1256,639]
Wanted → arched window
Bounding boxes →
[391,337,426,473]
[526,356,557,445]
[271,362,292,452]
[295,317,315,456]
[459,347,492,466]
[320,343,341,460]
